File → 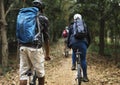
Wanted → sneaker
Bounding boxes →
[82,76,89,82]
[71,65,76,70]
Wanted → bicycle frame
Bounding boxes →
[25,69,37,85]
[76,50,83,85]
[64,47,69,57]
[64,38,69,57]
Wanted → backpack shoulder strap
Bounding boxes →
[82,20,87,33]
[34,12,42,40]
[36,12,41,34]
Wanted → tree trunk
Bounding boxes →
[0,28,1,64]
[1,26,8,67]
[99,18,105,55]
[113,11,119,64]
[0,0,8,67]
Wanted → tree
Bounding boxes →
[0,0,18,68]
[44,0,72,42]
[0,0,8,67]
[68,0,120,56]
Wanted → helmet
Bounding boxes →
[65,26,68,29]
[32,0,45,9]
[32,0,42,5]
[62,29,68,38]
[73,14,82,20]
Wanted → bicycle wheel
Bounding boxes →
[77,63,82,85]
[76,51,82,85]
[65,50,69,57]
[30,70,37,85]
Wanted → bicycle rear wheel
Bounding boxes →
[77,64,82,85]
[65,50,69,57]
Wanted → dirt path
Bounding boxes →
[0,39,119,85]
[45,56,77,85]
[45,52,120,85]
[44,39,120,85]
[45,55,91,85]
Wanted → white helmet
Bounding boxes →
[73,14,82,20]
[32,0,42,5]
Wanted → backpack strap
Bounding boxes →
[33,12,44,47]
[36,12,42,34]
[34,12,43,38]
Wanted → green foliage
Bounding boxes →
[89,43,99,53]
[2,0,120,55]
[43,0,70,42]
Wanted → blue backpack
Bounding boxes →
[73,19,87,39]
[16,7,42,43]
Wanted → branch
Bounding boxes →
[0,19,3,25]
[0,19,2,22]
[5,2,15,17]
[0,19,7,26]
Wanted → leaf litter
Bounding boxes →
[0,39,119,85]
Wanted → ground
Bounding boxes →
[0,39,120,85]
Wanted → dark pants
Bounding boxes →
[71,40,87,77]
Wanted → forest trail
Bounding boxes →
[45,39,120,85]
[45,55,89,85]
[0,39,120,85]
[45,51,120,85]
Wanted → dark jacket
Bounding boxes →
[67,21,91,48]
[38,14,49,42]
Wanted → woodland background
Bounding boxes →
[0,0,120,74]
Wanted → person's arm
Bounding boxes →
[86,27,91,47]
[44,39,50,60]
[42,16,51,60]
[83,20,91,48]
[67,24,72,48]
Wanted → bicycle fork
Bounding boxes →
[75,52,84,85]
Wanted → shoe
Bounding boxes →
[71,65,76,70]
[82,76,89,82]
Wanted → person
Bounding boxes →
[17,0,50,85]
[62,26,69,57]
[67,13,91,82]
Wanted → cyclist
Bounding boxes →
[62,26,69,57]
[17,0,50,85]
[67,13,91,82]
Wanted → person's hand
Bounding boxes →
[45,56,51,61]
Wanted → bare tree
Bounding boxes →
[0,0,8,67]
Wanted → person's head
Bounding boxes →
[73,13,82,20]
[32,0,45,11]
[65,26,68,29]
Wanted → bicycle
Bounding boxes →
[64,47,69,57]
[75,49,83,85]
[63,38,69,57]
[25,69,37,85]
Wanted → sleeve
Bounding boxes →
[86,26,91,48]
[67,24,73,48]
[39,15,49,42]
[83,20,91,47]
